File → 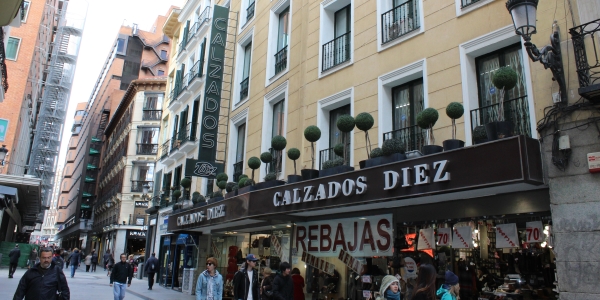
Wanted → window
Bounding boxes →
[380,0,421,45]
[116,38,127,55]
[319,0,353,75]
[75,110,86,116]
[161,50,168,60]
[247,0,256,22]
[157,70,165,76]
[274,8,290,76]
[138,127,159,144]
[240,43,252,101]
[392,79,424,131]
[316,87,354,169]
[21,1,31,22]
[144,94,162,110]
[265,0,292,83]
[269,100,285,173]
[233,123,246,181]
[261,81,288,179]
[327,105,351,166]
[173,165,182,188]
[6,37,21,61]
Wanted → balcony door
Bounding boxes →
[390,79,424,151]
[234,123,246,181]
[328,105,351,164]
[334,5,351,66]
[269,100,285,173]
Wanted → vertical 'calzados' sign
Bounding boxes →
[196,5,229,176]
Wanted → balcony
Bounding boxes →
[233,161,244,182]
[137,143,158,155]
[570,19,600,103]
[461,0,482,8]
[469,96,531,144]
[274,45,288,76]
[167,123,197,161]
[322,32,351,72]
[383,124,427,153]
[186,7,212,51]
[142,110,162,121]
[186,60,204,91]
[240,77,249,100]
[160,140,170,160]
[131,181,153,193]
[318,145,350,170]
[381,0,420,44]
[178,38,187,58]
[246,2,255,22]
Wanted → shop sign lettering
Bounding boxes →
[272,160,450,207]
[176,204,226,227]
[135,201,149,207]
[128,230,146,238]
[295,214,393,257]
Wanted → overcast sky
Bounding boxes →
[58,0,184,166]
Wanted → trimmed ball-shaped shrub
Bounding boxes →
[240,174,248,179]
[446,102,464,120]
[232,184,239,191]
[225,182,237,193]
[333,143,345,157]
[264,172,277,181]
[492,66,518,90]
[180,177,192,188]
[382,138,406,156]
[248,157,261,170]
[216,173,228,182]
[336,115,355,133]
[370,147,383,158]
[271,135,287,151]
[192,191,201,199]
[260,152,273,163]
[212,191,223,198]
[355,112,374,131]
[322,158,344,169]
[304,126,321,142]
[287,148,300,160]
[217,180,227,190]
[196,194,206,203]
[238,177,248,187]
[416,108,439,129]
[172,190,182,199]
[473,125,488,141]
[245,179,255,186]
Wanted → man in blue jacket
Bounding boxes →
[13,247,70,300]
[67,248,81,278]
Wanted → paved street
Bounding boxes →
[1,266,195,300]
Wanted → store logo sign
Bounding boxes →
[176,204,226,227]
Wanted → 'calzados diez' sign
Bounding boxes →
[186,5,229,178]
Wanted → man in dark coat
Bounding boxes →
[8,244,21,278]
[13,247,70,300]
[110,253,133,300]
[91,250,99,272]
[273,262,294,300]
[233,254,260,300]
[103,249,112,271]
[68,248,81,278]
[145,253,159,290]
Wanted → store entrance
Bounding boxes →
[127,238,146,256]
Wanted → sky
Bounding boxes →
[58,0,184,166]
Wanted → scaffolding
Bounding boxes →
[29,1,85,209]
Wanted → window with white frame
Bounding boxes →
[319,0,353,75]
[316,88,354,170]
[228,108,249,182]
[234,29,254,105]
[234,123,246,181]
[6,37,21,61]
[261,81,288,179]
[240,43,252,101]
[455,0,494,17]
[116,37,127,55]
[378,0,422,46]
[21,1,31,22]
[265,0,291,84]
[240,0,256,26]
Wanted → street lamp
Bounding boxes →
[0,144,8,166]
[506,0,567,104]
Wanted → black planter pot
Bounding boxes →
[474,138,489,145]
[319,165,355,177]
[359,160,366,169]
[254,180,285,190]
[207,196,224,204]
[193,202,207,208]
[364,153,407,168]
[225,190,238,199]
[287,175,303,184]
[443,139,465,151]
[485,121,513,141]
[422,145,444,155]
[301,169,320,180]
[238,185,256,194]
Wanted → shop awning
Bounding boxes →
[0,175,42,226]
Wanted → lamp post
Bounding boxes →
[506,0,567,104]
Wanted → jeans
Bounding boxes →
[70,264,77,277]
[113,282,127,300]
[9,263,17,277]
[148,272,155,289]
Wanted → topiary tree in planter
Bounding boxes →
[225,182,237,193]
[491,66,518,122]
[238,176,248,187]
[212,190,223,198]
[287,148,300,175]
[322,158,344,170]
[417,108,439,146]
[304,126,321,170]
[336,115,355,166]
[247,157,261,181]
[355,112,375,159]
[473,125,488,144]
[264,172,277,182]
[172,189,182,201]
[446,102,464,140]
[216,173,228,184]
[370,148,383,158]
[180,177,192,199]
[244,179,255,186]
[260,151,273,175]
[216,180,227,193]
[271,135,287,178]
[382,138,405,156]
[333,143,344,157]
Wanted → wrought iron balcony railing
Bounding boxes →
[136,143,158,155]
[460,0,482,8]
[318,144,350,170]
[469,96,531,144]
[233,161,244,182]
[274,45,288,76]
[160,139,170,159]
[322,32,351,72]
[569,19,600,102]
[240,77,249,100]
[131,181,153,193]
[171,122,196,153]
[381,0,420,44]
[142,110,162,121]
[382,124,427,152]
[247,2,255,22]
[187,59,204,84]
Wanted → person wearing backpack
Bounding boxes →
[91,250,99,272]
[377,275,401,300]
[145,253,159,290]
[52,248,65,271]
[13,247,70,300]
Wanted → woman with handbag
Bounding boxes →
[261,267,275,300]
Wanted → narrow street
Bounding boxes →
[1,266,195,300]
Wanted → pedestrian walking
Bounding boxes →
[91,250,99,272]
[8,244,21,278]
[195,256,223,300]
[110,253,133,300]
[107,253,115,277]
[291,268,305,300]
[68,248,81,278]
[260,267,275,300]
[85,252,92,272]
[233,254,260,300]
[273,262,293,300]
[53,248,65,271]
[411,264,437,300]
[13,247,70,300]
[63,249,70,268]
[28,248,38,269]
[103,249,111,271]
[145,253,159,290]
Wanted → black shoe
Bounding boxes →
[9,275,13,278]
[148,288,152,290]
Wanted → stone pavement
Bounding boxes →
[1,266,196,300]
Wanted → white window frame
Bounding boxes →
[21,1,31,23]
[316,87,355,169]
[239,0,257,30]
[455,0,494,17]
[260,80,289,180]
[6,37,22,61]
[116,35,128,56]
[233,27,254,108]
[265,0,292,86]
[227,107,249,179]
[459,25,536,145]
[376,0,424,52]
[377,59,428,147]
[318,0,354,78]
